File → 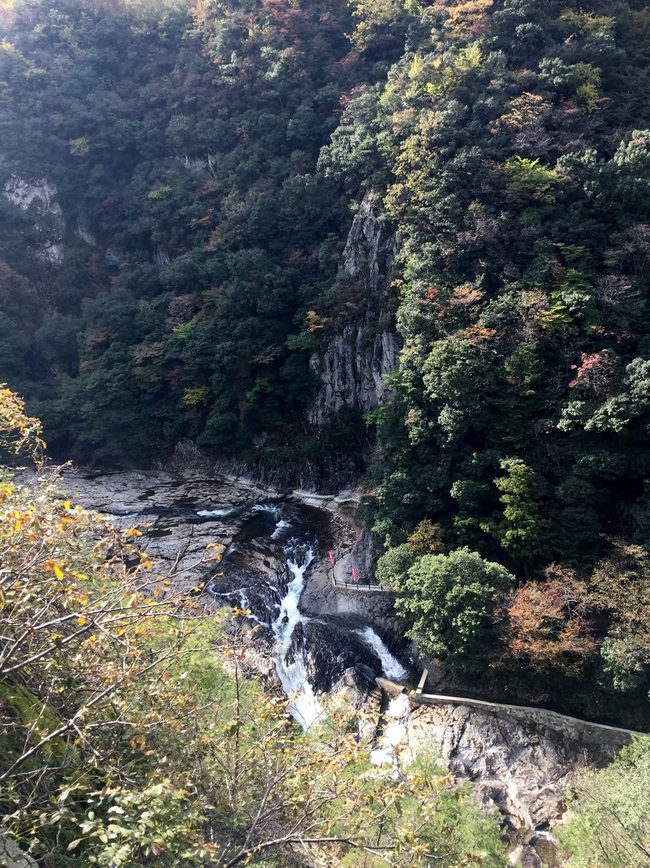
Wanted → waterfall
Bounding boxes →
[370,693,410,767]
[202,498,409,730]
[355,627,407,681]
[272,539,323,729]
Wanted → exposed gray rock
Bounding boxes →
[403,702,618,864]
[56,468,283,593]
[308,192,401,424]
[75,223,98,247]
[4,175,65,264]
[0,836,38,868]
[178,154,216,172]
[308,327,401,424]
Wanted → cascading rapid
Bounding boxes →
[204,498,410,731]
[271,539,323,729]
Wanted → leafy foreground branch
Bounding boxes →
[560,736,650,868]
[0,388,507,866]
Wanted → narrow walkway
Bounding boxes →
[376,673,649,746]
[327,558,387,592]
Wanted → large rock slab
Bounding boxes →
[403,702,620,866]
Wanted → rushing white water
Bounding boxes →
[252,503,283,521]
[271,518,292,540]
[272,543,323,729]
[209,587,264,624]
[197,506,242,518]
[355,626,407,681]
[370,693,410,766]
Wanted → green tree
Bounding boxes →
[376,541,418,588]
[492,458,552,565]
[393,547,514,675]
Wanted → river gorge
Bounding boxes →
[19,463,629,868]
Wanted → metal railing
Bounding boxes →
[326,551,388,593]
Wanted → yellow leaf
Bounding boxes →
[53,563,64,580]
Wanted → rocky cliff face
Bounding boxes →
[308,193,401,425]
[4,175,65,264]
[404,702,624,867]
[3,175,128,268]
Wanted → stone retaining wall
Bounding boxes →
[376,675,646,751]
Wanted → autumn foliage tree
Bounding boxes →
[0,388,226,863]
[499,566,597,676]
[0,384,43,461]
[590,541,650,693]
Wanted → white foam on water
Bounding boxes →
[275,654,322,729]
[355,627,407,681]
[370,747,394,766]
[370,694,410,767]
[383,721,407,746]
[101,512,139,522]
[271,518,292,540]
[197,506,241,518]
[386,693,410,720]
[207,586,265,624]
[272,547,323,729]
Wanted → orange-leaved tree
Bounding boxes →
[499,565,597,676]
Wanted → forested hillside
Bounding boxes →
[2,0,650,725]
[0,0,383,468]
[333,0,650,724]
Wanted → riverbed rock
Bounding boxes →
[0,837,38,868]
[403,702,618,862]
[58,468,283,592]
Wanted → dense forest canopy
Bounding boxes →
[0,0,382,469]
[2,0,650,724]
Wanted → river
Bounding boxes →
[57,467,411,728]
[53,465,621,866]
